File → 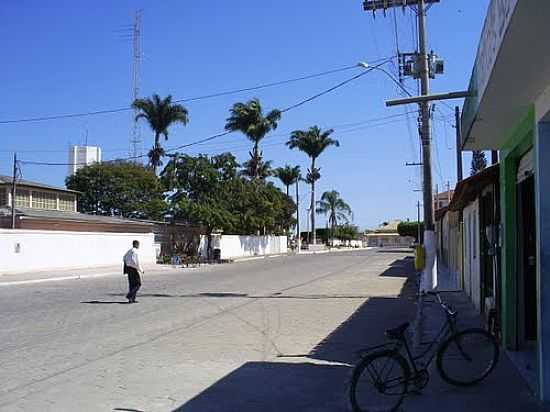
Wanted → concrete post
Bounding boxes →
[536,122,550,401]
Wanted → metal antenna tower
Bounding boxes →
[130,10,143,161]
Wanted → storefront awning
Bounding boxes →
[461,1,550,150]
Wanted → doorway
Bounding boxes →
[517,174,537,345]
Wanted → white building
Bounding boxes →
[68,145,101,175]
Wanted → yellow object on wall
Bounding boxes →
[415,245,425,271]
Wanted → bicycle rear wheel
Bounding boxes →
[436,328,499,386]
[350,350,409,412]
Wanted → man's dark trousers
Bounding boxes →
[126,267,141,302]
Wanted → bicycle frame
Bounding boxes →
[399,297,459,375]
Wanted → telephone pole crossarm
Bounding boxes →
[385,91,472,107]
[363,0,439,11]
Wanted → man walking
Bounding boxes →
[123,240,144,303]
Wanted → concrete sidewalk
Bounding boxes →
[407,290,550,411]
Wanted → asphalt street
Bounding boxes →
[0,249,416,412]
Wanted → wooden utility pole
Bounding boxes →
[417,200,421,242]
[455,106,463,182]
[363,0,441,290]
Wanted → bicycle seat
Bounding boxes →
[385,322,410,339]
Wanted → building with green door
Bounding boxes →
[461,0,550,400]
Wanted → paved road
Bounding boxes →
[0,249,416,412]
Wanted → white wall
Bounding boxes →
[199,235,287,259]
[0,229,155,274]
[463,200,481,312]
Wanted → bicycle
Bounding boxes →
[349,291,499,412]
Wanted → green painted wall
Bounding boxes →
[500,107,535,349]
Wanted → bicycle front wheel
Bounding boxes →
[349,350,409,412]
[436,328,499,386]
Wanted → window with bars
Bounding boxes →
[31,191,57,210]
[59,194,75,211]
[15,189,30,208]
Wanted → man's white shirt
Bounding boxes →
[123,248,144,274]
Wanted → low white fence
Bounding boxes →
[330,239,365,248]
[199,234,287,260]
[0,229,156,274]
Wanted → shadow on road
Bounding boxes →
[376,248,414,253]
[379,256,415,278]
[81,300,130,305]
[103,292,372,300]
[168,258,417,412]
[113,408,146,412]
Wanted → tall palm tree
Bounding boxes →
[287,126,339,245]
[132,94,189,173]
[316,190,352,247]
[274,165,301,197]
[225,98,281,180]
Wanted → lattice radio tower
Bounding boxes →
[130,10,143,161]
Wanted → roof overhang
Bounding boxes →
[449,164,499,211]
[461,0,550,150]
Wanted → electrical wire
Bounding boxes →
[20,108,411,167]
[0,61,391,125]
[18,62,396,167]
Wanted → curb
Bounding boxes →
[0,271,122,287]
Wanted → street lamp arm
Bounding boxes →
[357,62,413,97]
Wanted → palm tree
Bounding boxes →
[225,98,281,180]
[287,126,339,245]
[132,94,189,173]
[316,190,352,247]
[240,157,273,180]
[274,165,301,197]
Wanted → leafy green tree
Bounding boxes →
[225,98,281,180]
[287,126,339,244]
[274,165,301,197]
[471,150,487,176]
[161,153,295,256]
[132,94,189,173]
[66,161,165,219]
[336,224,360,242]
[316,190,352,246]
[397,221,424,242]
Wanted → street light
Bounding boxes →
[357,61,412,96]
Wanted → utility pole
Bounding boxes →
[11,153,17,229]
[296,179,301,253]
[417,0,434,230]
[417,200,421,242]
[455,106,463,182]
[363,0,439,290]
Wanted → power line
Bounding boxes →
[18,58,397,167]
[0,61,391,125]
[280,60,389,113]
[19,107,412,167]
[4,110,416,155]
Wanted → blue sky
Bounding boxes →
[0,0,489,229]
